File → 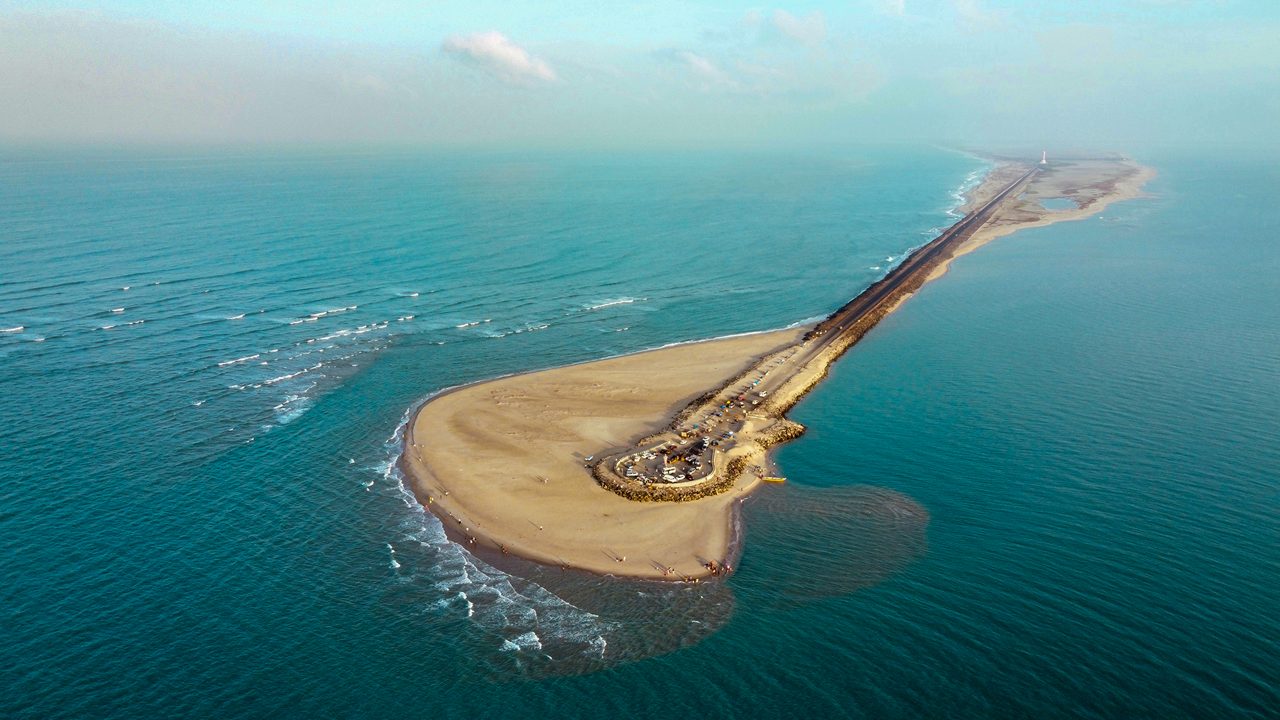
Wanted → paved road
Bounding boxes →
[804,165,1039,355]
[595,165,1040,497]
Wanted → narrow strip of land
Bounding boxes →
[401,156,1153,580]
[590,166,1039,502]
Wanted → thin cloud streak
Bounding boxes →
[674,50,740,90]
[442,31,557,84]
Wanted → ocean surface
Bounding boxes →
[2,147,1276,718]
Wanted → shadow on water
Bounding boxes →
[733,483,929,609]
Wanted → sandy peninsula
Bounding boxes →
[402,329,805,580]
[401,155,1153,581]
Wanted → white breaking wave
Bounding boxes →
[376,405,620,664]
[218,354,260,367]
[1,326,23,333]
[785,314,828,329]
[946,162,994,218]
[584,297,644,311]
[259,362,323,387]
[207,309,400,449]
[272,391,313,424]
[305,305,355,320]
[501,631,543,653]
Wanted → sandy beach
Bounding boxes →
[401,156,1154,581]
[401,329,804,580]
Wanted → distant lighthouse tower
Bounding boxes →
[1040,150,1048,165]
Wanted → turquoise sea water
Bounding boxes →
[2,148,1276,718]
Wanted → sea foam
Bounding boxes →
[584,297,645,311]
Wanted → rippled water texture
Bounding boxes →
[738,484,929,607]
[3,149,1277,718]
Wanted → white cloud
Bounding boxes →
[442,31,556,84]
[675,50,739,89]
[882,0,907,17]
[769,10,827,47]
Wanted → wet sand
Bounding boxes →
[401,157,1153,580]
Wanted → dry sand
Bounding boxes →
[402,329,804,580]
[402,157,1154,581]
[928,159,1156,282]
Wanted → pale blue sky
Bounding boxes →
[2,1,1277,149]
[11,1,1279,45]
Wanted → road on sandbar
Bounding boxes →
[804,165,1039,354]
[593,164,1040,500]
